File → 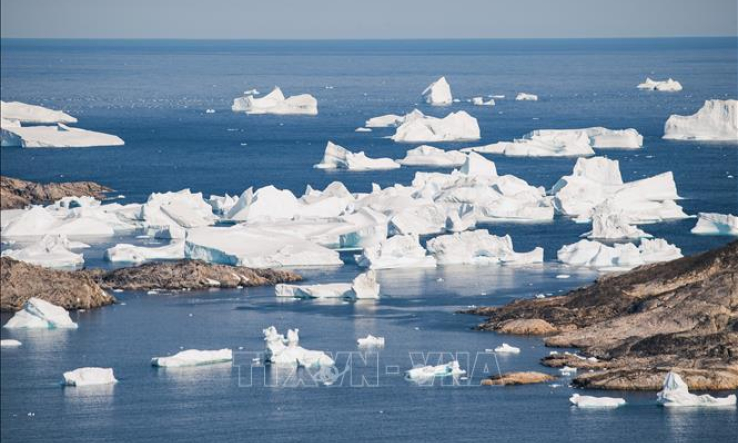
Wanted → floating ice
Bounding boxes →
[494,343,521,354]
[463,130,593,157]
[1,234,86,269]
[637,77,683,92]
[559,366,577,376]
[365,109,425,128]
[63,367,117,387]
[422,76,453,106]
[397,145,467,167]
[0,101,77,124]
[691,212,738,236]
[3,298,78,330]
[427,230,543,266]
[663,99,738,141]
[263,326,334,368]
[140,189,218,239]
[405,361,465,380]
[570,393,626,408]
[515,93,538,101]
[583,201,651,240]
[152,349,233,367]
[225,185,348,223]
[557,238,682,270]
[1,339,22,347]
[471,97,495,106]
[357,335,385,347]
[231,87,318,115]
[656,372,736,408]
[356,234,437,269]
[355,127,372,133]
[1,123,124,148]
[391,111,480,143]
[275,270,380,299]
[105,240,185,264]
[314,141,400,170]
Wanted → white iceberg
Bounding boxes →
[1,204,136,239]
[263,326,334,368]
[515,93,538,101]
[471,97,495,106]
[0,339,22,348]
[0,101,77,124]
[3,298,78,330]
[397,145,467,167]
[388,202,448,236]
[1,234,86,268]
[637,77,683,92]
[391,111,480,143]
[1,123,124,148]
[584,202,651,240]
[427,230,543,266]
[356,234,437,269]
[557,238,682,270]
[314,141,400,170]
[139,189,217,239]
[691,212,738,236]
[63,367,118,387]
[656,372,736,408]
[365,109,425,128]
[530,127,643,149]
[225,185,348,223]
[405,361,465,380]
[494,343,521,354]
[357,334,385,347]
[104,240,185,264]
[663,99,738,141]
[463,130,594,157]
[152,349,233,367]
[559,366,578,376]
[231,87,318,116]
[422,76,453,106]
[275,271,380,299]
[569,394,626,408]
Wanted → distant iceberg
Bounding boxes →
[63,368,118,387]
[570,394,626,408]
[1,122,124,148]
[557,238,682,270]
[426,230,543,266]
[471,97,495,106]
[3,297,78,330]
[0,101,77,124]
[365,109,425,128]
[663,99,738,141]
[1,234,87,269]
[151,349,233,368]
[637,77,683,92]
[583,201,651,240]
[494,343,521,354]
[356,234,437,269]
[397,145,467,167]
[422,76,453,106]
[263,326,334,368]
[105,240,185,264]
[391,111,480,143]
[0,339,22,348]
[657,372,736,408]
[357,334,385,347]
[314,141,400,170]
[515,93,538,101]
[276,270,380,299]
[691,212,738,236]
[405,361,465,380]
[232,87,318,116]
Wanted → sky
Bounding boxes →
[2,0,737,39]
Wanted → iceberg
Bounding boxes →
[494,343,521,354]
[185,225,343,268]
[275,270,380,299]
[224,185,349,223]
[1,234,86,269]
[691,212,738,236]
[231,87,318,115]
[151,349,233,368]
[0,101,77,124]
[391,111,480,143]
[569,394,626,408]
[405,361,465,380]
[263,326,334,368]
[397,145,467,167]
[557,238,682,270]
[357,334,385,347]
[1,339,22,348]
[356,234,437,269]
[584,201,651,240]
[529,127,643,149]
[3,297,78,330]
[471,97,495,106]
[422,76,453,106]
[657,372,736,408]
[365,109,425,128]
[140,189,217,239]
[104,240,185,264]
[1,204,136,239]
[388,202,448,236]
[637,77,683,92]
[426,230,543,266]
[2,123,124,148]
[663,99,738,141]
[63,367,117,387]
[515,93,538,101]
[314,141,400,170]
[463,130,594,157]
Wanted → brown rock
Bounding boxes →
[482,371,557,386]
[495,318,558,336]
[0,175,112,209]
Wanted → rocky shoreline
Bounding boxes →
[0,175,112,209]
[467,241,738,390]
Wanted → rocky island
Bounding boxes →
[0,175,112,209]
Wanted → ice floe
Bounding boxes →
[1,234,87,268]
[422,76,453,106]
[405,361,465,380]
[426,230,543,266]
[3,298,78,330]
[494,343,521,354]
[515,93,538,101]
[397,145,467,167]
[637,77,683,92]
[63,368,118,387]
[663,99,738,141]
[263,326,334,368]
[557,238,682,270]
[570,394,626,408]
[691,212,738,236]
[314,141,400,170]
[471,97,495,106]
[356,234,437,269]
[275,270,380,299]
[232,87,318,115]
[391,111,480,143]
[357,334,385,347]
[657,372,736,408]
[0,101,77,124]
[152,349,233,367]
[1,339,22,347]
[1,122,124,148]
[105,240,185,264]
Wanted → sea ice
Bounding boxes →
[63,367,118,387]
[357,334,385,347]
[231,87,318,115]
[494,343,521,354]
[1,339,22,347]
[151,349,233,367]
[105,240,185,264]
[391,111,480,143]
[275,270,380,299]
[637,77,683,92]
[426,230,543,266]
[690,212,738,236]
[663,99,738,141]
[405,361,465,380]
[263,326,334,368]
[557,238,682,270]
[656,372,736,408]
[583,201,651,240]
[471,97,495,106]
[3,298,78,330]
[515,93,538,101]
[569,393,626,408]
[1,123,125,148]
[365,109,425,128]
[397,145,467,167]
[1,234,86,268]
[422,76,453,106]
[0,101,77,124]
[463,130,594,157]
[356,234,437,269]
[314,141,400,170]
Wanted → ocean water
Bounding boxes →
[1,38,737,442]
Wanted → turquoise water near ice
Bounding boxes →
[1,38,737,442]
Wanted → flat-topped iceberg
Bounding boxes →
[426,230,543,266]
[691,212,738,236]
[357,334,385,347]
[356,234,437,269]
[531,127,643,149]
[1,234,86,269]
[232,87,318,115]
[63,367,118,387]
[2,123,124,148]
[391,111,480,143]
[637,77,683,92]
[151,349,233,368]
[263,326,334,368]
[314,141,399,170]
[663,99,738,141]
[570,394,626,408]
[0,101,77,124]
[397,145,467,167]
[1,339,22,348]
[515,93,538,101]
[105,240,185,264]
[422,76,453,106]
[365,109,425,128]
[657,372,736,408]
[471,97,495,106]
[3,298,78,329]
[494,343,521,354]
[275,270,380,299]
[463,130,594,157]
[557,238,682,270]
[405,361,465,380]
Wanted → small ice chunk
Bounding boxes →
[314,141,400,171]
[471,97,495,106]
[494,343,521,354]
[151,349,233,368]
[3,298,78,330]
[263,326,334,368]
[570,393,626,408]
[405,361,465,380]
[276,270,380,300]
[656,372,737,408]
[355,127,372,133]
[691,213,738,236]
[63,367,117,387]
[559,366,577,376]
[0,339,22,347]
[637,77,683,92]
[357,334,385,347]
[231,87,318,116]
[515,93,538,101]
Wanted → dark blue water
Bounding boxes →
[1,38,737,442]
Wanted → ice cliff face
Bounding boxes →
[664,99,738,141]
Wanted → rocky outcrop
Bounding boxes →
[0,175,112,209]
[494,318,559,336]
[466,241,738,390]
[0,257,115,311]
[85,260,302,291]
[481,371,557,386]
